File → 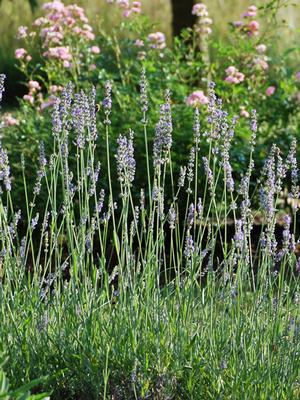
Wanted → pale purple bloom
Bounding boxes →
[184,230,195,259]
[167,206,176,229]
[115,130,136,184]
[103,81,112,125]
[0,144,11,192]
[140,68,148,115]
[234,220,244,250]
[0,74,5,103]
[153,91,173,169]
[31,213,39,230]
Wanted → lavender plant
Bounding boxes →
[0,73,300,399]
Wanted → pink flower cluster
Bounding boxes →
[233,5,260,37]
[17,26,28,39]
[15,48,32,62]
[225,66,245,84]
[241,5,257,18]
[3,113,20,127]
[108,0,142,18]
[239,107,250,118]
[251,44,269,71]
[23,80,42,105]
[43,46,72,67]
[148,32,166,50]
[266,86,276,96]
[192,3,212,36]
[186,90,208,107]
[192,3,208,17]
[16,1,98,68]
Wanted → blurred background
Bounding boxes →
[0,0,299,103]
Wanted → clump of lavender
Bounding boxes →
[103,81,112,125]
[153,90,173,170]
[249,110,257,150]
[184,230,195,261]
[72,91,89,148]
[193,108,201,147]
[139,68,148,116]
[234,220,244,251]
[220,115,237,193]
[202,156,214,195]
[115,130,136,186]
[186,147,195,193]
[287,139,299,212]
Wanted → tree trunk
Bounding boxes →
[171,0,195,36]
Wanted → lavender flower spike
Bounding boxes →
[0,74,5,103]
[103,81,112,125]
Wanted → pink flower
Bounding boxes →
[49,85,63,94]
[253,56,269,71]
[295,72,300,81]
[29,80,41,92]
[192,3,208,17]
[63,60,71,68]
[25,55,32,62]
[225,75,239,84]
[81,30,95,40]
[89,63,97,71]
[131,6,141,13]
[225,66,237,76]
[256,44,267,53]
[3,113,20,127]
[42,1,65,12]
[240,107,250,118]
[17,26,28,39]
[44,46,72,61]
[242,5,257,18]
[148,32,166,50]
[134,39,144,47]
[225,66,245,84]
[65,17,76,26]
[15,48,27,59]
[90,46,100,54]
[23,94,34,104]
[117,0,129,8]
[33,17,49,26]
[123,9,132,17]
[131,1,142,13]
[266,86,276,96]
[186,90,209,107]
[248,20,259,36]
